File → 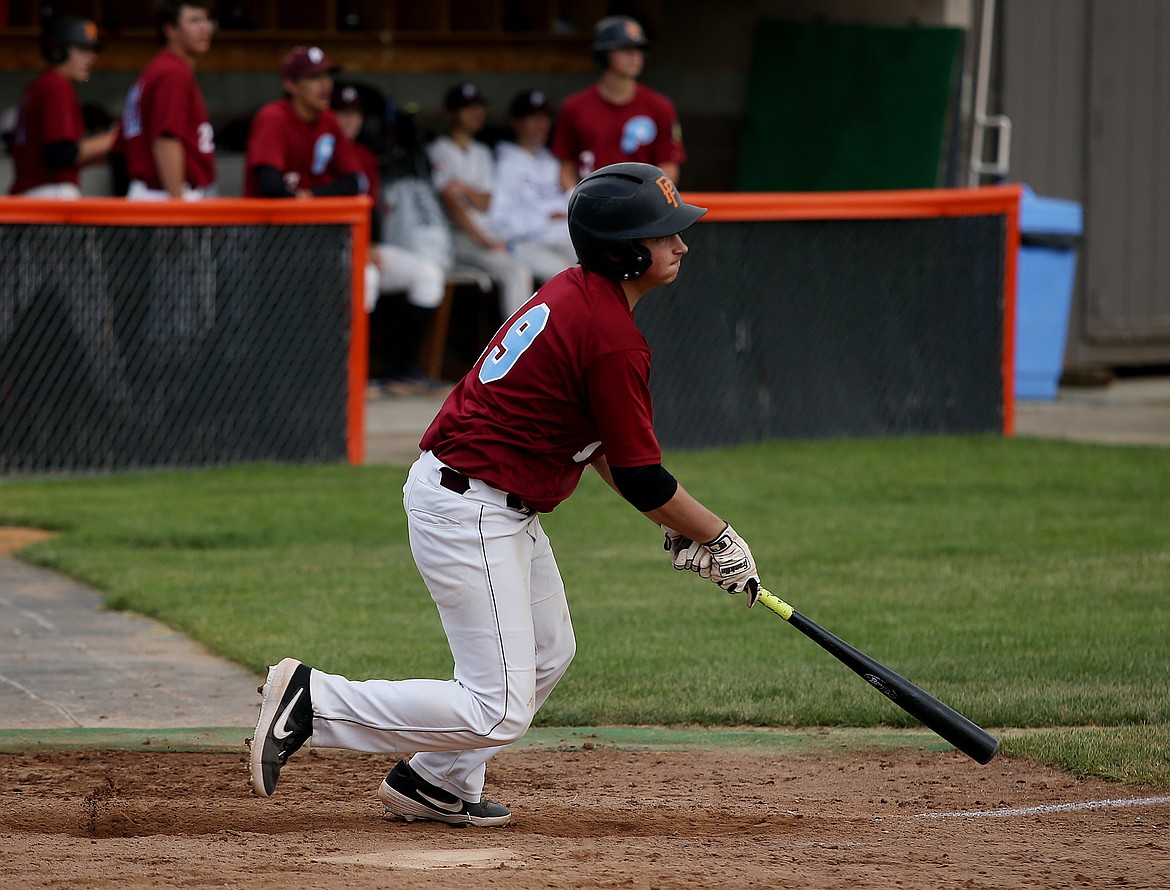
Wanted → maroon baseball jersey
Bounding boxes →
[9,69,84,194]
[551,84,686,181]
[351,140,381,198]
[421,266,662,512]
[244,100,360,197]
[121,49,216,189]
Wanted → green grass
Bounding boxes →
[2,436,1168,784]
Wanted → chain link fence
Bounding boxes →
[638,212,1010,448]
[2,193,1013,472]
[1,215,358,476]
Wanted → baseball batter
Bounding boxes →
[251,163,763,827]
[120,0,215,199]
[552,16,686,191]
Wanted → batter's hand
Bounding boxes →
[661,525,686,555]
[661,526,714,578]
[704,524,761,607]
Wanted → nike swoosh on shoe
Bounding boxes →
[418,789,465,813]
[272,688,304,741]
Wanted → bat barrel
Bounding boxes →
[756,590,998,764]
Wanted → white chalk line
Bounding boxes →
[918,795,1170,819]
[0,671,82,726]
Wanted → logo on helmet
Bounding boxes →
[655,175,680,208]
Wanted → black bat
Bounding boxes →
[755,588,999,764]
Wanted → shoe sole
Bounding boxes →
[377,781,511,828]
[249,657,301,797]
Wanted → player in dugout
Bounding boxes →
[552,15,686,191]
[9,16,118,198]
[244,46,366,199]
[333,83,449,393]
[120,0,216,200]
[249,162,764,827]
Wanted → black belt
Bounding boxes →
[439,466,530,513]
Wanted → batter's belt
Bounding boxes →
[438,465,532,514]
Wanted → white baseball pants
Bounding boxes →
[14,183,82,199]
[363,244,446,313]
[509,238,578,284]
[451,232,535,319]
[309,450,576,801]
[126,180,207,201]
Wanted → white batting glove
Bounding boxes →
[661,525,685,555]
[704,524,761,607]
[661,525,714,579]
[675,538,715,578]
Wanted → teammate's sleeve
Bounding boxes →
[487,150,523,240]
[312,172,364,197]
[244,109,287,176]
[147,70,193,140]
[476,144,495,193]
[548,100,577,162]
[41,79,83,145]
[327,117,364,181]
[254,165,294,197]
[42,140,80,169]
[426,140,456,191]
[651,96,687,167]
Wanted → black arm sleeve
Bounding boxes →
[311,172,365,197]
[42,140,80,169]
[254,165,295,198]
[609,463,679,513]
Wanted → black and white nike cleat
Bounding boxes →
[377,760,511,827]
[250,657,313,797]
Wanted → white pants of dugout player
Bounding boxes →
[363,244,445,314]
[309,450,576,801]
[451,232,536,320]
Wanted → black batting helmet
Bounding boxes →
[42,16,101,65]
[591,15,648,66]
[568,163,707,281]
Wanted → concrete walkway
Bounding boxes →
[1,375,1167,733]
[366,375,1170,459]
[1013,376,1170,445]
[0,557,259,730]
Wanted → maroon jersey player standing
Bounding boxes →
[10,16,118,198]
[552,16,686,191]
[250,163,765,828]
[121,0,215,199]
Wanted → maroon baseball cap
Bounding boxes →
[445,82,486,111]
[281,45,340,81]
[332,84,362,111]
[509,89,552,119]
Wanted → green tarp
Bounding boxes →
[737,20,963,191]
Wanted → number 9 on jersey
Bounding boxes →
[479,303,550,384]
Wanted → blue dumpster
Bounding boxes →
[1015,186,1083,400]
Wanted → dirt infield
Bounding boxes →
[2,745,1167,889]
[0,527,54,556]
